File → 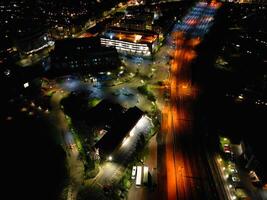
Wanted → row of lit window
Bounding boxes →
[102,41,149,51]
[101,38,150,47]
[101,41,150,53]
[116,46,149,53]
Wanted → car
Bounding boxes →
[223,144,232,153]
[232,175,240,182]
[229,167,238,174]
[131,166,137,179]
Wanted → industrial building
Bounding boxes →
[95,105,144,159]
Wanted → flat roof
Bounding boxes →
[95,106,144,156]
[102,27,158,44]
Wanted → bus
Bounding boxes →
[143,166,149,185]
[135,166,142,187]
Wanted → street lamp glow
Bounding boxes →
[21,107,27,112]
[182,84,188,89]
[108,156,113,161]
[23,82,29,88]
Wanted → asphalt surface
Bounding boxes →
[159,2,222,200]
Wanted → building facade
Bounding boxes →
[100,27,159,57]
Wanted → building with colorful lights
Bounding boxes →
[100,27,159,57]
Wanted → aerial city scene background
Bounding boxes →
[1,0,267,200]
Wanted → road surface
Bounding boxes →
[159,2,222,200]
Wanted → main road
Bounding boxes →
[159,1,222,200]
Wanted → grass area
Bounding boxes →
[46,90,56,97]
[137,84,156,102]
[220,136,231,147]
[88,98,101,108]
[235,188,248,199]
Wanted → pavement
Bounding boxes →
[49,90,84,200]
[127,134,158,200]
[158,2,223,200]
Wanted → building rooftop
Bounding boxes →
[95,106,144,157]
[86,99,125,126]
[102,27,158,44]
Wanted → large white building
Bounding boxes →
[100,28,159,57]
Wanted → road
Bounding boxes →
[49,90,84,200]
[127,134,158,200]
[159,2,222,200]
[87,115,153,187]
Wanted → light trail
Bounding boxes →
[160,1,222,199]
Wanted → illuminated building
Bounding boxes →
[100,27,159,57]
[94,101,144,159]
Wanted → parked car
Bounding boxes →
[131,166,137,179]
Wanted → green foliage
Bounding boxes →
[147,93,156,102]
[88,98,101,108]
[137,84,148,95]
[85,165,99,179]
[137,84,156,102]
[77,185,107,200]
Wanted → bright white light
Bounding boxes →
[134,35,142,42]
[122,137,130,146]
[136,166,142,186]
[48,41,55,46]
[23,82,29,88]
[107,72,111,75]
[238,95,244,99]
[4,69,11,76]
[135,116,148,129]
[129,129,135,137]
[108,156,112,161]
